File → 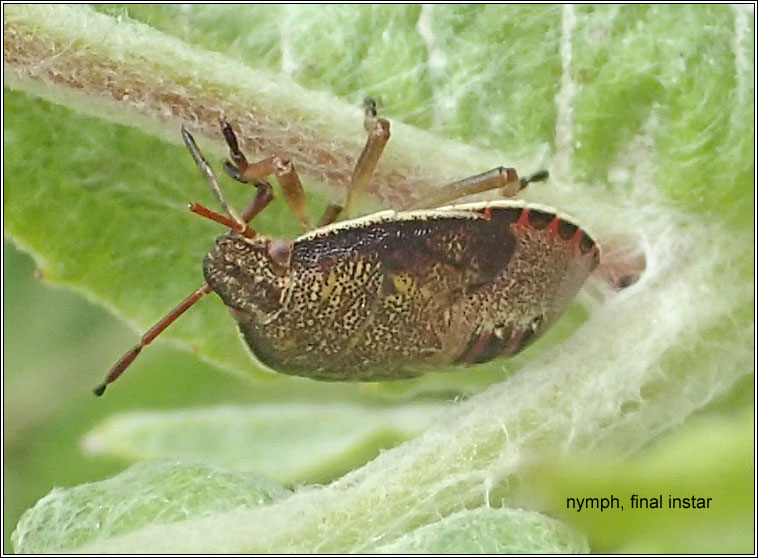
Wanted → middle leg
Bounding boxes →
[318,98,392,226]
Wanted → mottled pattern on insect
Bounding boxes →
[94,100,598,394]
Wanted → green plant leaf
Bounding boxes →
[82,402,449,484]
[5,4,754,554]
[525,408,755,553]
[11,460,290,554]
[370,507,589,554]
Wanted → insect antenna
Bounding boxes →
[181,125,245,228]
[93,283,213,396]
[188,202,257,238]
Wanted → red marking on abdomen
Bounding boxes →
[516,208,530,228]
[570,228,584,249]
[546,216,560,238]
[465,330,492,363]
[455,329,496,364]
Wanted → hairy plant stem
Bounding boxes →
[4,4,528,211]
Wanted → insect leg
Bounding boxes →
[318,98,391,225]
[93,283,213,396]
[401,168,549,210]
[239,180,274,224]
[181,125,245,228]
[221,121,312,231]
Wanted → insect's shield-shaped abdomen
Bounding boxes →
[203,233,290,321]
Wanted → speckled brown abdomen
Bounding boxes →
[203,202,598,381]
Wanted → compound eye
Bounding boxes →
[267,238,292,269]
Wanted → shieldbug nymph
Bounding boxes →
[93,101,599,395]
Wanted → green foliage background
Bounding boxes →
[4,4,754,553]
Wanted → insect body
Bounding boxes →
[206,202,597,381]
[94,102,598,394]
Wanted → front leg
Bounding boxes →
[221,121,312,231]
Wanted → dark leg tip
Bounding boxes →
[363,97,379,117]
[93,383,107,397]
[617,273,640,289]
[527,170,549,183]
[220,121,241,153]
[180,125,200,155]
[224,161,243,182]
[519,170,549,191]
